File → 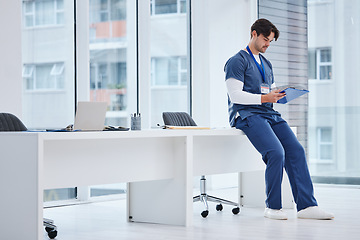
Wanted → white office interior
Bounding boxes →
[0,0,360,240]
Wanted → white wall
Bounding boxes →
[0,1,22,117]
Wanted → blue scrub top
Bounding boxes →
[224,50,280,127]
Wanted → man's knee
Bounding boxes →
[264,148,285,166]
[290,142,306,158]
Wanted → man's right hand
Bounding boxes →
[261,89,286,103]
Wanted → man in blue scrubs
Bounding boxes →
[224,18,334,220]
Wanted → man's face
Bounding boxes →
[253,31,275,53]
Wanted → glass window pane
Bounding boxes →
[308,49,316,79]
[111,0,126,20]
[51,63,65,75]
[25,16,34,27]
[26,78,34,90]
[23,65,34,77]
[35,0,55,26]
[153,58,168,85]
[56,75,65,89]
[180,72,187,85]
[25,2,33,13]
[90,183,126,197]
[36,65,53,89]
[56,0,64,9]
[44,188,76,201]
[180,0,186,13]
[100,12,108,21]
[155,0,177,14]
[308,0,360,182]
[152,57,180,85]
[21,0,76,201]
[150,0,189,127]
[88,0,134,197]
[168,57,178,85]
[320,145,332,159]
[100,0,108,10]
[180,56,186,69]
[320,49,331,62]
[320,128,332,142]
[57,12,64,24]
[320,65,332,79]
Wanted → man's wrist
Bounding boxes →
[261,94,268,103]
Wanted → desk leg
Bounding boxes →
[0,134,43,240]
[127,137,193,226]
[239,171,295,209]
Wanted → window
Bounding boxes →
[23,0,65,28]
[150,0,186,15]
[317,127,333,162]
[308,0,360,184]
[21,0,75,201]
[150,0,189,128]
[89,0,127,41]
[308,48,332,80]
[23,63,65,90]
[90,61,127,113]
[88,0,133,198]
[151,57,187,86]
[90,0,126,22]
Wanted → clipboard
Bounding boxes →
[277,87,309,104]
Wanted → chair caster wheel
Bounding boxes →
[216,204,223,211]
[48,230,57,239]
[232,207,240,215]
[201,210,209,218]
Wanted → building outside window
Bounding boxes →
[150,0,188,127]
[21,0,75,201]
[90,0,126,22]
[21,0,191,200]
[88,0,133,197]
[308,0,360,184]
[89,0,128,128]
[151,57,187,86]
[308,48,332,80]
[150,0,186,15]
[23,0,65,28]
[23,63,65,90]
[317,127,333,162]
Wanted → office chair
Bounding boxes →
[0,113,58,239]
[162,112,240,218]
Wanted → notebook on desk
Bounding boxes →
[73,101,107,131]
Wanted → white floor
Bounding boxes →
[44,185,360,240]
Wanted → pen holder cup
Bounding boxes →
[131,116,141,130]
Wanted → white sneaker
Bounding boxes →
[297,206,334,220]
[264,208,288,220]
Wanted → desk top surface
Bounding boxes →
[0,128,245,140]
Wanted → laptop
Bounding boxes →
[73,101,107,131]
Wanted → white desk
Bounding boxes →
[0,129,267,240]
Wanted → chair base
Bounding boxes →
[193,176,240,218]
[44,218,57,239]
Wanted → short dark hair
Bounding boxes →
[251,18,279,41]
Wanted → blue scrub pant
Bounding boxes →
[235,114,318,211]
